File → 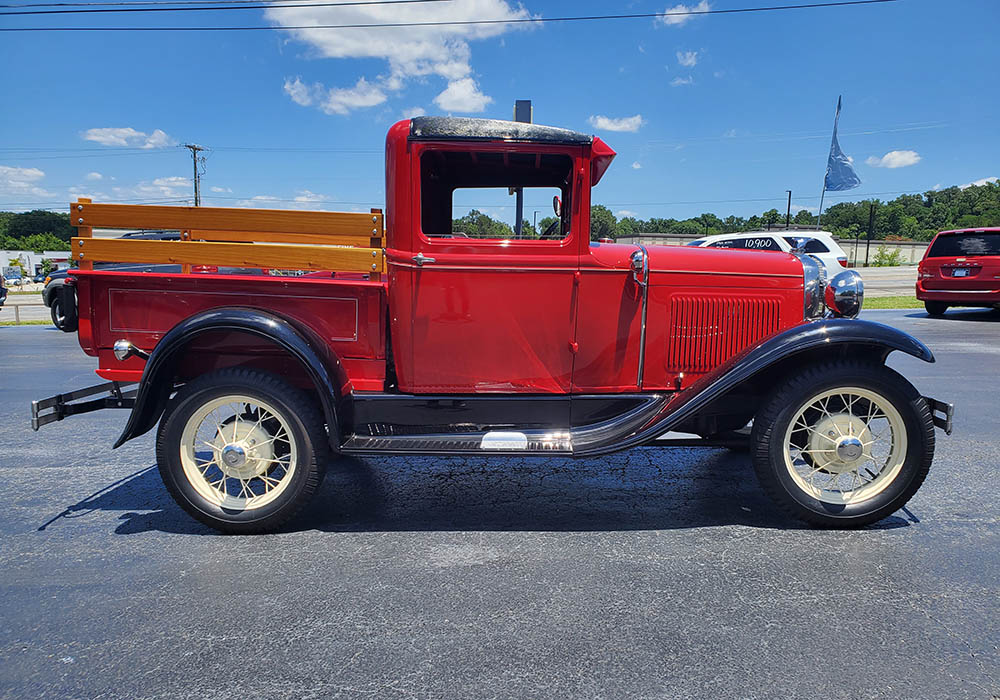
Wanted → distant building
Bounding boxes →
[1,250,71,276]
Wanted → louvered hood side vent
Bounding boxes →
[667,295,781,373]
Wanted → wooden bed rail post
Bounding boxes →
[370,207,383,281]
[72,198,93,271]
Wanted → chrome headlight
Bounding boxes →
[824,269,864,318]
[799,253,825,319]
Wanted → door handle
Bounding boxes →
[412,252,436,266]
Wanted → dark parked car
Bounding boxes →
[41,230,271,329]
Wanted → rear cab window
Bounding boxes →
[419,149,574,243]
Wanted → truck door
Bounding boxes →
[389,144,582,394]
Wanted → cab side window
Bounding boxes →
[419,150,572,242]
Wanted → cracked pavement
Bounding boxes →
[1,308,998,699]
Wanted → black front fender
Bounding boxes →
[113,307,345,450]
[574,318,933,456]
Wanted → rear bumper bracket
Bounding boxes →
[923,395,954,435]
[31,381,137,431]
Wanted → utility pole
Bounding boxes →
[864,201,877,267]
[785,190,792,229]
[513,100,532,237]
[183,144,205,206]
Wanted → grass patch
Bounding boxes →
[865,296,923,309]
[8,290,42,296]
[0,319,51,326]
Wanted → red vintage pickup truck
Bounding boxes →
[33,116,953,533]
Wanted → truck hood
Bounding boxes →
[587,241,804,286]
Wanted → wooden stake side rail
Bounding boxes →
[72,237,385,275]
[69,199,385,279]
[72,201,383,238]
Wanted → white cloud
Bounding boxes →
[82,127,174,149]
[722,128,738,138]
[293,190,326,203]
[210,186,232,193]
[235,192,332,210]
[322,78,387,115]
[959,176,998,189]
[676,50,698,67]
[283,77,315,107]
[713,70,724,78]
[401,106,426,119]
[865,150,921,168]
[588,114,645,133]
[85,171,103,181]
[0,165,53,199]
[791,205,818,214]
[433,77,492,113]
[670,75,694,87]
[271,0,531,115]
[631,161,642,169]
[658,0,711,27]
[617,209,638,217]
[110,175,192,201]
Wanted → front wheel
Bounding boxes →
[751,362,934,528]
[156,368,328,534]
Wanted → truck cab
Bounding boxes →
[32,116,952,534]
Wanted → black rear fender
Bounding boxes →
[113,308,349,450]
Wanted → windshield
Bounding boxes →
[927,232,1000,257]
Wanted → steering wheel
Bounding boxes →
[539,219,561,239]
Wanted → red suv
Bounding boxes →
[916,227,1000,316]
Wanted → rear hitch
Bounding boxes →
[923,396,954,435]
[31,381,138,430]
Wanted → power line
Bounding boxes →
[0,0,899,31]
[0,0,449,16]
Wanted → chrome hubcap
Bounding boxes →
[179,396,297,511]
[836,436,864,462]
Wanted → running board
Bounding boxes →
[340,393,674,456]
[341,429,573,455]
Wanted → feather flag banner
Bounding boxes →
[824,96,861,192]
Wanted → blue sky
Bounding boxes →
[1,0,997,223]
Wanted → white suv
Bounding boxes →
[686,230,849,278]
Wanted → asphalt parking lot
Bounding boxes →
[1,309,998,700]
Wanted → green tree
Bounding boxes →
[722,215,745,232]
[761,209,781,229]
[451,210,514,239]
[792,209,816,226]
[590,204,617,240]
[7,210,74,242]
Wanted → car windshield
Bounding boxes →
[927,232,1000,257]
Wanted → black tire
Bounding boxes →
[924,301,948,316]
[751,361,934,528]
[156,368,328,534]
[50,297,66,330]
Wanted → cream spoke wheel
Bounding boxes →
[179,394,298,512]
[783,387,907,505]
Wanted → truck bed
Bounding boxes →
[74,270,387,391]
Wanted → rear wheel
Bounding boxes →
[751,362,934,528]
[924,301,948,316]
[156,368,328,534]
